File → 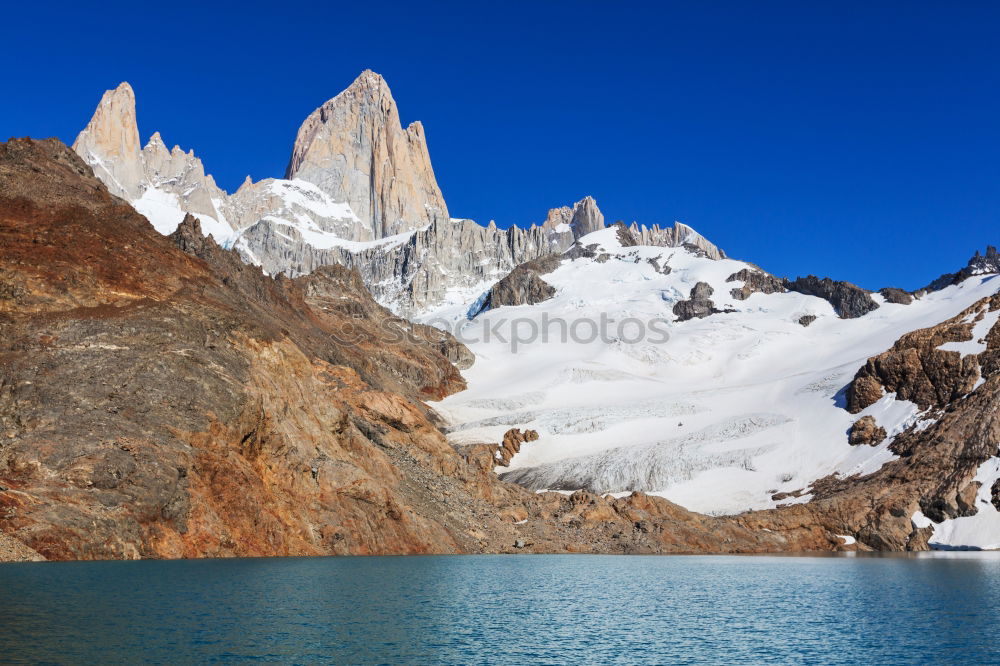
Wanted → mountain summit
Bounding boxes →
[285,69,449,239]
[71,82,143,200]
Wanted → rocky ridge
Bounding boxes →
[925,246,1000,291]
[72,83,367,245]
[72,74,728,317]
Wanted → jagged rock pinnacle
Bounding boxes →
[284,70,449,240]
[71,82,143,199]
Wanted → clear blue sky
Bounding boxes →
[4,1,999,289]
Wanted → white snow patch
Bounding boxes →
[133,187,234,243]
[929,457,1000,550]
[133,188,186,235]
[938,308,1000,356]
[912,511,934,529]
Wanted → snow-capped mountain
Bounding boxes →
[72,73,725,316]
[71,82,369,247]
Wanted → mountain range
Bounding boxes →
[71,72,724,316]
[0,70,998,560]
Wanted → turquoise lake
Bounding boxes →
[2,553,999,664]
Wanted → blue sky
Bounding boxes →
[4,1,999,289]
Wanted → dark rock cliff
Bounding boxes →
[786,276,880,319]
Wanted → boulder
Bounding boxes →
[673,282,718,321]
[848,416,887,446]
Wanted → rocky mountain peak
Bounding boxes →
[540,196,606,239]
[570,195,605,238]
[283,70,449,240]
[541,205,573,229]
[144,131,168,152]
[71,81,143,199]
[925,245,1000,291]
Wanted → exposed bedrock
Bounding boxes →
[473,254,562,315]
[726,268,788,301]
[786,276,880,319]
[846,295,998,413]
[673,282,723,321]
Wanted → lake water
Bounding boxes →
[2,553,999,664]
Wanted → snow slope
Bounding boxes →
[132,186,235,242]
[126,176,392,257]
[432,227,1000,516]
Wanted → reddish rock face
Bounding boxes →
[0,138,476,560]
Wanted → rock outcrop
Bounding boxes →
[565,196,605,238]
[540,196,605,243]
[727,268,787,300]
[848,416,887,447]
[673,282,720,321]
[470,428,542,468]
[786,276,880,319]
[473,254,562,315]
[846,298,993,413]
[613,221,639,247]
[284,70,449,239]
[628,221,725,260]
[879,287,913,305]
